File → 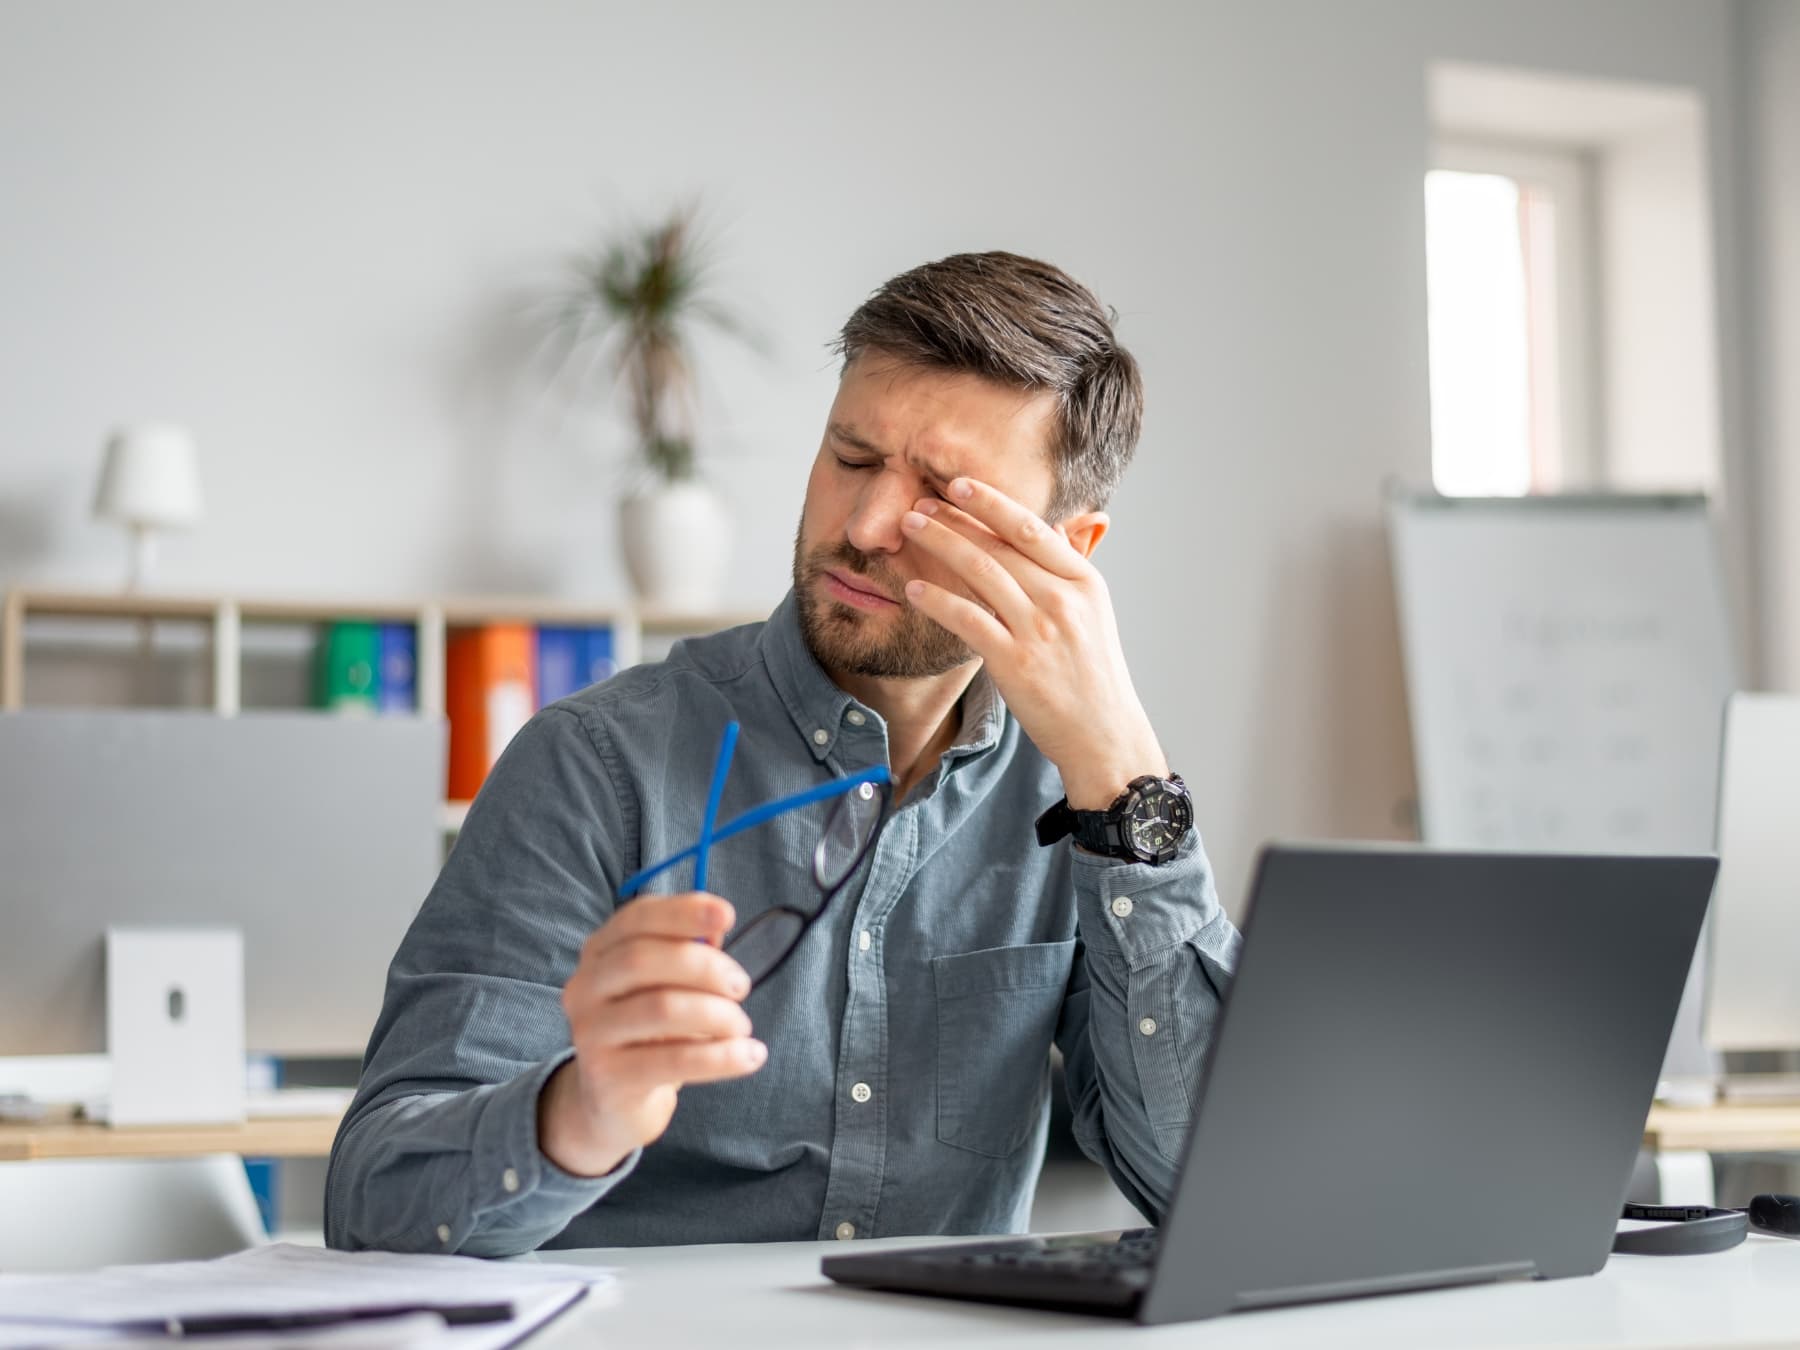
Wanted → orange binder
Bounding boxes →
[446,624,537,801]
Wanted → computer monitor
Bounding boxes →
[0,709,445,1057]
[1704,692,1800,1050]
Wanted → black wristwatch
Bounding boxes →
[1034,773,1193,865]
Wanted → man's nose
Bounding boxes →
[845,470,916,555]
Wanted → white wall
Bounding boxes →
[0,0,1753,912]
[1601,107,1724,493]
[1743,0,1800,690]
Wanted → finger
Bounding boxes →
[583,987,754,1048]
[585,934,752,1003]
[899,505,1036,634]
[590,1037,769,1090]
[945,477,1091,581]
[590,892,735,955]
[903,578,1010,657]
[908,497,1065,606]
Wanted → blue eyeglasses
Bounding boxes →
[617,721,891,984]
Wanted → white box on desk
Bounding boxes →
[106,927,245,1126]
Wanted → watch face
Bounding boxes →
[1125,779,1194,863]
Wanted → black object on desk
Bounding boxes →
[121,1303,512,1337]
[1612,1193,1800,1255]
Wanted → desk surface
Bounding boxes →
[0,1114,342,1161]
[531,1232,1800,1350]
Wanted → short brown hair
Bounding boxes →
[833,252,1143,518]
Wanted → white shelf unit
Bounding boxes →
[2,586,768,826]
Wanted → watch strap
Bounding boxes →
[1034,797,1078,847]
[1035,797,1124,855]
[1035,774,1189,863]
[1073,812,1127,856]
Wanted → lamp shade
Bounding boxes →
[93,424,204,529]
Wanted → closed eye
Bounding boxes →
[834,455,950,501]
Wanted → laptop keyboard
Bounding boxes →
[935,1227,1159,1284]
[822,1226,1162,1315]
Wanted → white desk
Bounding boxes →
[531,1233,1800,1349]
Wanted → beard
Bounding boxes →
[792,522,975,680]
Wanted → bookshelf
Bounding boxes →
[1,585,767,827]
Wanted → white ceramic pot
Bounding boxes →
[618,479,733,612]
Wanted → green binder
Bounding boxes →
[315,621,379,713]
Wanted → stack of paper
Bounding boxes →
[0,1243,615,1348]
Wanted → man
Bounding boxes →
[325,252,1241,1255]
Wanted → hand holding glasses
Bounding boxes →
[618,721,892,984]
[541,722,891,1178]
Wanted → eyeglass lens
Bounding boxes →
[726,909,807,983]
[724,780,886,985]
[815,779,884,889]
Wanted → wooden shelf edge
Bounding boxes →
[7,586,770,633]
[11,590,221,620]
[0,1113,343,1162]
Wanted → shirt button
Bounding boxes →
[501,1167,520,1194]
[1138,1017,1158,1037]
[436,1223,451,1245]
[851,1081,872,1103]
[1111,896,1134,918]
[859,930,872,952]
[846,709,866,727]
[812,729,830,746]
[835,1221,857,1240]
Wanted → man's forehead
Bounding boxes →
[828,367,1056,488]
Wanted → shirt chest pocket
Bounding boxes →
[931,939,1077,1159]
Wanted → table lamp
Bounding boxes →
[92,424,204,591]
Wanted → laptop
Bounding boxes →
[823,843,1716,1324]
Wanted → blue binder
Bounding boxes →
[536,627,585,707]
[536,626,616,707]
[582,626,617,686]
[376,624,417,713]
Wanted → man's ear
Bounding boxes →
[1056,510,1110,560]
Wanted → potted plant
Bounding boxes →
[549,207,755,611]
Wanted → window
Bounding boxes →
[1424,141,1596,497]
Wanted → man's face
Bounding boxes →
[793,354,1059,680]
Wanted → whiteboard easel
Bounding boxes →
[1386,489,1736,1079]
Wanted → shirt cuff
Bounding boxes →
[1070,831,1219,965]
[468,1051,643,1218]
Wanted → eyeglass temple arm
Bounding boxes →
[617,765,891,899]
[693,721,740,894]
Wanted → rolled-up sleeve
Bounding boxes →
[325,705,638,1255]
[1054,832,1241,1222]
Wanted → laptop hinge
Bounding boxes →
[1234,1260,1538,1309]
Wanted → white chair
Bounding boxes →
[0,1154,266,1272]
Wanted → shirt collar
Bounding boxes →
[760,590,1008,765]
[946,664,1005,762]
[762,591,863,763]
